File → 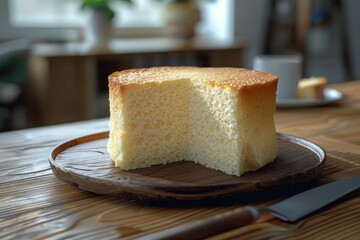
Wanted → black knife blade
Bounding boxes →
[264,176,360,222]
[140,176,360,240]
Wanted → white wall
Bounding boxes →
[198,0,234,41]
[233,0,271,68]
[198,0,271,68]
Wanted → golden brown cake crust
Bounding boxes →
[109,67,278,90]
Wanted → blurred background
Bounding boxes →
[0,0,359,132]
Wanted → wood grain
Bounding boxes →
[1,81,360,239]
[49,132,325,200]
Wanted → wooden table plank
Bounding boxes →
[1,81,360,239]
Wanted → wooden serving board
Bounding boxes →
[49,132,326,200]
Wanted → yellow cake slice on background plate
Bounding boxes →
[296,77,328,99]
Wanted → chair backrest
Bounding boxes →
[0,39,30,85]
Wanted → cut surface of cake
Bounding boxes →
[296,77,327,99]
[108,67,279,176]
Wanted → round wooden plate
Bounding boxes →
[49,132,326,200]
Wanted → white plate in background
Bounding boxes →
[276,88,343,108]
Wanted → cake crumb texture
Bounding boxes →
[108,67,278,176]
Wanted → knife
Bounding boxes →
[141,176,360,240]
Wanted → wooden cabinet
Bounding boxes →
[27,37,246,126]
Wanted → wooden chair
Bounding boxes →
[0,39,29,131]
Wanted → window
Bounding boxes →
[9,0,164,28]
[5,0,233,41]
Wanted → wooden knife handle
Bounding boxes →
[141,206,259,240]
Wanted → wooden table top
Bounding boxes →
[1,81,360,239]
